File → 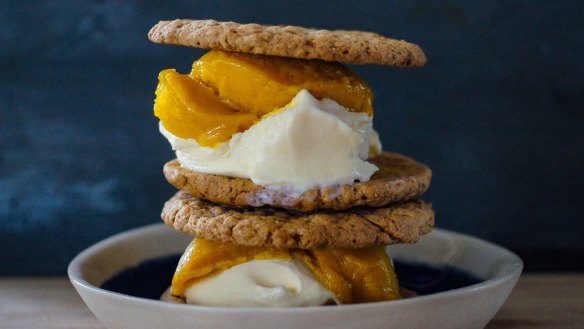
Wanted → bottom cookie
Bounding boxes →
[161,191,434,249]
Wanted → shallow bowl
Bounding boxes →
[68,224,522,329]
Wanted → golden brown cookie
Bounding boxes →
[161,191,434,249]
[148,19,426,67]
[163,152,432,213]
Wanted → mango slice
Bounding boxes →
[154,69,258,147]
[172,238,401,304]
[154,51,374,147]
[192,50,373,116]
[296,247,401,303]
[171,239,291,296]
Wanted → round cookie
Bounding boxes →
[161,191,434,250]
[163,152,432,213]
[148,19,426,67]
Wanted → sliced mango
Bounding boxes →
[192,50,373,116]
[172,238,401,304]
[171,238,291,296]
[154,50,374,147]
[296,247,401,303]
[154,69,258,147]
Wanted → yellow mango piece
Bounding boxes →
[295,247,401,303]
[153,69,258,147]
[171,239,290,296]
[192,50,373,116]
[171,238,401,304]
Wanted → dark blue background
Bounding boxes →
[1,1,583,275]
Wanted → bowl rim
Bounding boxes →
[68,223,523,313]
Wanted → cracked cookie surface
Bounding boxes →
[161,191,434,249]
[148,19,426,67]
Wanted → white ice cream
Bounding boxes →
[183,260,335,307]
[160,89,381,193]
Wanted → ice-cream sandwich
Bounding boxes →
[149,19,433,306]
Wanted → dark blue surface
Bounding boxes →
[1,1,583,274]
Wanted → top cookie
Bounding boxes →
[148,19,426,67]
[163,152,432,213]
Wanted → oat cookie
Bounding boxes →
[161,191,434,249]
[163,152,432,213]
[148,19,426,67]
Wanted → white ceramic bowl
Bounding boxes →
[68,224,522,329]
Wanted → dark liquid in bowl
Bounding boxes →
[100,254,482,300]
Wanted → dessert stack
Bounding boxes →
[149,19,434,306]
